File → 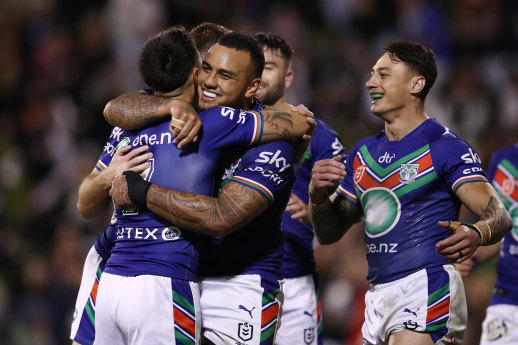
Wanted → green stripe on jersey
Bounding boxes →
[501,159,518,178]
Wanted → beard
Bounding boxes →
[255,83,284,107]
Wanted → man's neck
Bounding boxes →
[382,102,428,141]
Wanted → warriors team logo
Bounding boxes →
[354,165,367,185]
[238,322,253,341]
[501,177,516,197]
[304,327,315,344]
[399,164,419,184]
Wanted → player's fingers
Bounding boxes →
[176,121,202,149]
[114,144,132,157]
[437,220,461,231]
[129,161,151,174]
[125,145,150,160]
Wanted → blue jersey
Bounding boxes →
[338,118,488,284]
[94,106,264,281]
[281,119,346,278]
[486,144,518,306]
[199,140,298,292]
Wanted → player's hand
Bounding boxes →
[110,175,134,208]
[169,100,202,149]
[100,145,152,188]
[435,221,481,263]
[453,257,476,277]
[285,193,310,223]
[309,155,345,205]
[291,104,316,141]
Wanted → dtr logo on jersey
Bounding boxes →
[399,164,419,184]
[501,177,516,197]
[256,150,291,172]
[354,165,367,185]
[461,148,481,164]
[220,107,235,119]
[378,152,396,164]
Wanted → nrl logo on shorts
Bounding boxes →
[399,164,419,184]
[354,165,367,185]
[237,322,253,342]
[304,327,315,344]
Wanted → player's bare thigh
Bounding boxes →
[389,329,435,345]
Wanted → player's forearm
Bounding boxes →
[104,92,173,130]
[478,195,512,245]
[77,175,111,218]
[309,197,361,244]
[261,109,311,142]
[146,184,264,236]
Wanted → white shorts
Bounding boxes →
[480,304,518,345]
[275,274,322,345]
[95,272,201,345]
[70,245,104,345]
[362,265,467,345]
[200,275,283,345]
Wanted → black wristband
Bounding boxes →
[123,171,151,205]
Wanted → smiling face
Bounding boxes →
[365,52,420,118]
[254,47,292,106]
[197,43,260,111]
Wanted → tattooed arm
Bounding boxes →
[104,92,175,130]
[309,156,363,244]
[436,182,512,262]
[111,176,268,236]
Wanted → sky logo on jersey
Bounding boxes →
[256,149,291,172]
[461,148,481,164]
[399,164,419,184]
[332,137,344,156]
[110,127,124,142]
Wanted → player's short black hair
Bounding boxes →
[254,32,294,67]
[385,41,437,100]
[189,22,231,58]
[217,32,265,80]
[138,26,197,93]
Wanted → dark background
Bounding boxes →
[1,0,517,344]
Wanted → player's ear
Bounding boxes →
[245,78,261,98]
[193,67,199,85]
[410,75,425,95]
[284,69,294,89]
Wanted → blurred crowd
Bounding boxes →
[1,0,517,344]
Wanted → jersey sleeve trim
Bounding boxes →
[96,160,107,172]
[248,110,263,145]
[336,185,358,205]
[230,176,274,202]
[452,175,488,192]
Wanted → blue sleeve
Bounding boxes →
[228,141,297,203]
[95,127,130,171]
[310,119,347,164]
[432,136,488,193]
[198,107,263,156]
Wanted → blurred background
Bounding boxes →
[1,0,517,344]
